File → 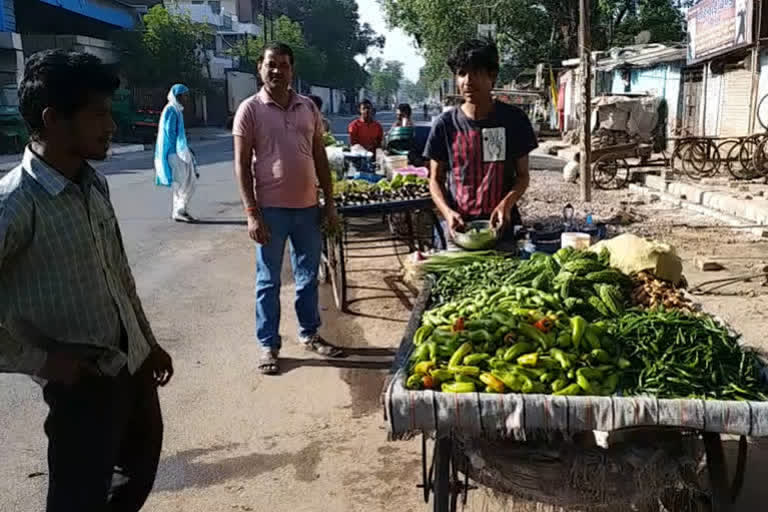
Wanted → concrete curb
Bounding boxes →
[629,183,768,237]
[641,175,768,227]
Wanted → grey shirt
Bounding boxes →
[0,148,157,377]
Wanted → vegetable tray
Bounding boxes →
[383,281,768,440]
[338,197,434,216]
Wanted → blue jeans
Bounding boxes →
[256,206,322,351]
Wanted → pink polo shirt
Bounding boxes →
[232,88,322,208]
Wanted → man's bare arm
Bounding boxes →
[234,135,257,210]
[428,159,452,218]
[312,132,334,205]
[501,154,530,206]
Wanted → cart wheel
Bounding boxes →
[431,438,460,512]
[328,233,347,312]
[592,154,630,190]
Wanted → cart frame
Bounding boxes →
[322,198,446,311]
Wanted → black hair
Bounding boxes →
[19,49,120,138]
[397,103,412,117]
[446,39,500,76]
[258,41,294,66]
[308,94,323,110]
[359,99,372,108]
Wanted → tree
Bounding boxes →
[367,58,404,106]
[232,15,326,84]
[380,0,687,86]
[401,78,428,104]
[271,0,385,88]
[113,5,213,89]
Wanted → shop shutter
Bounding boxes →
[682,68,703,136]
[719,68,752,137]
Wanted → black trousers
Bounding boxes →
[43,363,163,512]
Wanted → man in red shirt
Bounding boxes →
[347,99,383,152]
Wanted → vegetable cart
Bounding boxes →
[590,142,667,190]
[382,270,768,512]
[322,199,446,312]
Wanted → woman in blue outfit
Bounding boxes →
[154,84,197,223]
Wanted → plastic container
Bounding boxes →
[561,232,591,250]
[384,155,408,176]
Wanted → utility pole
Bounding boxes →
[578,0,592,202]
[262,0,268,45]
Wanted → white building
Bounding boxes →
[165,0,261,79]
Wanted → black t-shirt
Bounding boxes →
[424,101,538,218]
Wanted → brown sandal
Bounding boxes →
[258,350,279,375]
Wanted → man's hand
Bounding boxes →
[490,199,514,233]
[37,352,100,387]
[145,345,174,387]
[247,212,270,245]
[323,202,340,234]
[445,210,466,237]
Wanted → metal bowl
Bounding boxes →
[453,220,498,250]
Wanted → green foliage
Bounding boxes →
[401,78,428,104]
[232,16,326,84]
[113,5,213,89]
[367,58,404,105]
[271,0,385,88]
[381,0,687,86]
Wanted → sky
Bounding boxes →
[356,0,425,82]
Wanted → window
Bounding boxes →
[208,1,221,13]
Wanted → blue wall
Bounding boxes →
[0,0,16,32]
[610,64,683,135]
[38,0,136,29]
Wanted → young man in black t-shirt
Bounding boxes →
[424,39,538,245]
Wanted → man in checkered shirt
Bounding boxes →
[0,50,174,511]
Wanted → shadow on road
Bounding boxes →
[192,219,247,226]
[278,356,393,374]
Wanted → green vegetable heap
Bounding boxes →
[333,174,429,207]
[614,310,768,401]
[408,248,632,396]
[407,248,768,401]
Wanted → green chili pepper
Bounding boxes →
[549,348,572,369]
[492,370,525,391]
[551,378,568,392]
[570,316,587,348]
[518,323,549,347]
[617,357,631,369]
[491,311,517,328]
[602,373,620,394]
[557,332,572,348]
[442,382,476,393]
[464,353,490,366]
[448,342,473,368]
[503,342,534,361]
[585,326,601,350]
[522,378,546,393]
[480,372,506,393]
[413,325,434,345]
[517,352,540,367]
[410,344,430,364]
[553,383,582,396]
[406,374,423,390]
[448,365,481,377]
[577,367,604,381]
[576,373,597,394]
[590,349,613,364]
[466,320,496,332]
[413,361,436,375]
[539,371,558,383]
[430,369,453,383]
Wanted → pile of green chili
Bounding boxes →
[614,310,768,401]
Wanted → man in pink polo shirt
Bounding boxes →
[233,42,343,375]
